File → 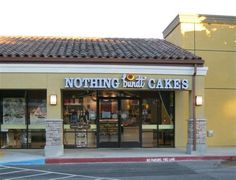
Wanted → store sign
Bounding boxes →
[64,74,189,90]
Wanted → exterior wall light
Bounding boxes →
[195,96,203,106]
[50,94,57,105]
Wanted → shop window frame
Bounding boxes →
[0,90,47,149]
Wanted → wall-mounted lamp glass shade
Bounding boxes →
[50,95,57,105]
[195,96,203,106]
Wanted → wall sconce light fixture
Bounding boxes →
[195,96,203,106]
[50,94,57,105]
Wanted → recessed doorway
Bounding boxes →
[97,97,141,147]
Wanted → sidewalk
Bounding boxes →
[0,149,44,165]
[1,147,236,165]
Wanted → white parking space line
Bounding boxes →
[49,175,78,180]
[0,165,74,175]
[4,172,51,180]
[0,169,28,175]
[49,174,115,180]
[51,174,120,180]
[95,178,119,180]
[0,165,119,180]
[0,167,11,170]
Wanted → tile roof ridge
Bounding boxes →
[0,35,164,41]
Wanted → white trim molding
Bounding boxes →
[0,64,208,76]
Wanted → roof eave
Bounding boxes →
[0,57,204,66]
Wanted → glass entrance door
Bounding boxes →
[98,97,141,147]
[120,99,140,147]
[98,98,119,147]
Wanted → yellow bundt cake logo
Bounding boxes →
[126,74,135,81]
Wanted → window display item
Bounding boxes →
[29,100,47,124]
[3,98,26,124]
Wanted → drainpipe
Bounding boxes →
[192,64,197,151]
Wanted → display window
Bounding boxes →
[0,90,46,149]
[62,90,97,148]
[28,91,46,148]
[142,91,175,147]
[62,90,175,148]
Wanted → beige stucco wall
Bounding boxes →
[196,51,236,89]
[205,89,236,146]
[174,75,206,148]
[175,91,188,147]
[0,71,206,148]
[165,14,236,147]
[0,72,193,120]
[171,23,195,50]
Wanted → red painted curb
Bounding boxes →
[46,155,236,164]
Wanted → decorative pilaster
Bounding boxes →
[44,119,64,157]
[186,119,207,154]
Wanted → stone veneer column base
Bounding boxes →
[45,145,64,157]
[186,144,207,155]
[186,119,207,155]
[44,119,64,157]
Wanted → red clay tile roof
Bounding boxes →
[0,36,203,65]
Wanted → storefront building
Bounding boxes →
[0,36,208,156]
[164,14,236,147]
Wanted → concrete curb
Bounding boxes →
[46,155,236,164]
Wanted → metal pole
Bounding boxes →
[192,64,197,151]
